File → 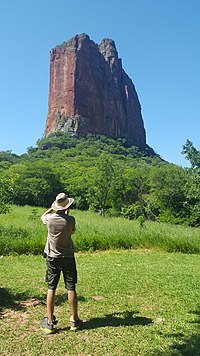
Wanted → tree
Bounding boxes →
[148,164,187,223]
[5,161,64,207]
[36,132,77,150]
[120,166,151,219]
[182,170,200,226]
[0,177,13,213]
[0,150,20,164]
[182,140,200,169]
[60,162,91,210]
[181,140,200,225]
[87,154,116,215]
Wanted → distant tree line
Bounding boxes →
[1,134,200,226]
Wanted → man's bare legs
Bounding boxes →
[46,289,78,325]
[47,289,56,324]
[68,290,78,322]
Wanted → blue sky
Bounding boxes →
[0,0,199,167]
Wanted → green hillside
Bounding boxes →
[0,133,199,226]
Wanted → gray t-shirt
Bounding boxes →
[42,212,76,258]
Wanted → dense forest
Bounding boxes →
[0,133,200,226]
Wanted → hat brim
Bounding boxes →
[51,197,74,211]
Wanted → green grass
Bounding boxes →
[1,206,200,354]
[0,205,200,255]
[1,250,200,355]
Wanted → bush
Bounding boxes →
[121,204,145,220]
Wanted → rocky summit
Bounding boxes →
[45,33,146,147]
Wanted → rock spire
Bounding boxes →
[45,33,146,147]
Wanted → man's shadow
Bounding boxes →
[83,310,153,330]
[57,310,152,332]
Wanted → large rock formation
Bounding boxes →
[45,33,146,147]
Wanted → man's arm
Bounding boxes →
[71,217,76,234]
[40,207,54,223]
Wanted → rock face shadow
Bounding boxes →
[0,287,45,314]
[0,288,27,313]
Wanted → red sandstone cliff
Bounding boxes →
[45,33,146,147]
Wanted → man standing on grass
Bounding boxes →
[40,192,82,334]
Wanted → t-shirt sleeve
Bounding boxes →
[41,214,51,225]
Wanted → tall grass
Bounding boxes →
[0,205,200,255]
[0,206,46,255]
[75,210,200,253]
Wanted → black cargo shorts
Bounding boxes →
[45,256,77,291]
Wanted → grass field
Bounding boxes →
[1,205,200,255]
[1,250,200,355]
[1,206,200,354]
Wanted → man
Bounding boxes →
[40,192,82,334]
